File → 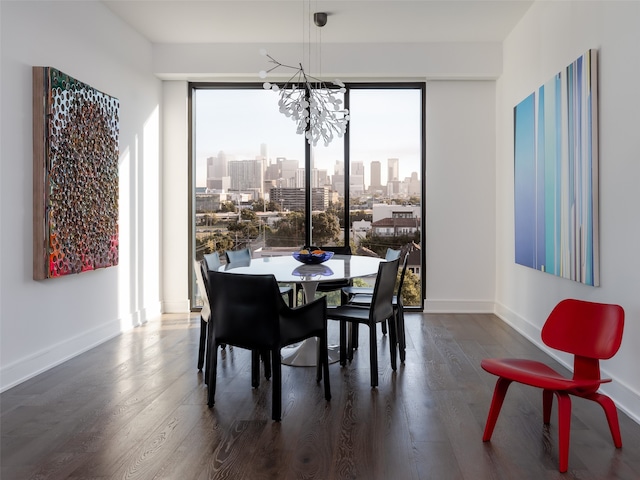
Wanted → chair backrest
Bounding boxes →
[369,258,400,323]
[395,252,410,305]
[194,260,211,322]
[203,252,221,271]
[385,248,402,261]
[319,245,352,255]
[225,248,251,264]
[207,271,282,349]
[542,299,624,361]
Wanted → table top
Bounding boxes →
[216,254,384,284]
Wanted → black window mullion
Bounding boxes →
[304,133,312,247]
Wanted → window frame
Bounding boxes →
[188,81,426,311]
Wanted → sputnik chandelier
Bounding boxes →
[259,11,349,147]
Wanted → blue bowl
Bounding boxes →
[292,250,334,264]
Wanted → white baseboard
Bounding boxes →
[0,319,122,393]
[162,299,191,314]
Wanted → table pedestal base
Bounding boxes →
[281,338,340,366]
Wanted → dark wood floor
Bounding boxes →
[2,311,639,480]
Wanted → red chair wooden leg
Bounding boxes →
[483,377,512,441]
[555,392,572,473]
[543,389,554,424]
[585,392,622,448]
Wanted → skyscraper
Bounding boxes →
[351,161,365,196]
[388,158,399,182]
[206,152,229,190]
[228,159,264,192]
[370,160,381,190]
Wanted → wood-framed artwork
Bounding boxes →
[514,50,599,286]
[32,67,120,280]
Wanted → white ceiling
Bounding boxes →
[102,0,534,45]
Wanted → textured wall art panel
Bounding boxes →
[514,50,599,286]
[33,67,119,280]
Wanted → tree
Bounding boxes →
[267,211,305,247]
[218,201,236,213]
[204,212,218,226]
[311,211,340,246]
[400,269,421,306]
[327,201,345,228]
[195,232,235,260]
[240,209,257,222]
[359,233,420,258]
[227,218,259,242]
[347,265,421,307]
[252,198,281,212]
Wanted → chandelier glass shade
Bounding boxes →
[259,49,349,147]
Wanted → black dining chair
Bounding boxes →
[194,259,212,371]
[224,247,251,264]
[341,247,402,337]
[199,256,273,380]
[203,251,222,271]
[206,270,331,421]
[225,248,295,306]
[341,248,401,299]
[326,257,400,387]
[347,252,410,362]
[297,245,352,304]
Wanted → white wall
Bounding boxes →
[160,54,500,312]
[426,81,496,313]
[495,1,640,422]
[0,1,162,391]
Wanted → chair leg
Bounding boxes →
[198,318,207,370]
[543,389,554,424]
[369,324,379,387]
[555,392,572,473]
[261,349,272,380]
[482,377,512,441]
[387,317,398,371]
[315,335,323,383]
[347,323,355,362]
[352,323,359,350]
[272,350,282,421]
[339,320,347,366]
[251,350,260,388]
[319,331,331,401]
[396,305,406,363]
[381,321,387,335]
[204,321,212,383]
[584,392,623,448]
[207,343,219,407]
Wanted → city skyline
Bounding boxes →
[194,88,422,190]
[202,152,414,193]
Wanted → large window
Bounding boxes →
[190,83,425,309]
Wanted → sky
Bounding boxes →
[194,87,422,189]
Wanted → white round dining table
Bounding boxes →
[216,254,384,366]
